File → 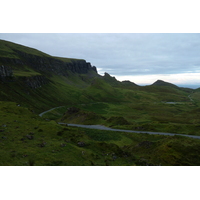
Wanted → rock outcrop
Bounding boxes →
[0,65,13,78]
[0,40,99,92]
[102,72,121,86]
[22,75,49,89]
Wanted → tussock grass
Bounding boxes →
[1,101,200,166]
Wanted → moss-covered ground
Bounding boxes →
[1,101,200,166]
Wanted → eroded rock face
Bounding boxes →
[11,50,97,76]
[22,75,49,89]
[0,65,13,77]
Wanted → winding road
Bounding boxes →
[40,104,200,140]
[39,106,65,117]
[58,123,200,140]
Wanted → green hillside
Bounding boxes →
[1,39,200,166]
[0,39,51,59]
[1,101,200,166]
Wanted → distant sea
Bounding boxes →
[139,84,200,89]
[177,85,200,89]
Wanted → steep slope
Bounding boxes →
[0,40,99,112]
[0,39,97,75]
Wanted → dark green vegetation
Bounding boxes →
[1,39,200,165]
[1,101,200,166]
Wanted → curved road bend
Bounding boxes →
[39,103,102,117]
[58,123,200,140]
[39,106,65,117]
[40,105,200,140]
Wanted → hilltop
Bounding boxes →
[152,80,179,88]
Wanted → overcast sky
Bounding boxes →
[1,33,200,88]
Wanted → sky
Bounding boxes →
[1,33,200,88]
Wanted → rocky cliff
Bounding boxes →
[0,40,100,93]
[0,49,97,76]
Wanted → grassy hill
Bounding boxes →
[1,39,200,166]
[0,39,51,59]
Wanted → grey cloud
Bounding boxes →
[1,33,200,77]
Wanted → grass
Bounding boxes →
[0,39,51,59]
[1,39,200,165]
[21,73,198,135]
[57,95,200,136]
[53,56,85,63]
[1,101,200,166]
[13,69,41,77]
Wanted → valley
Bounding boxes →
[1,39,200,166]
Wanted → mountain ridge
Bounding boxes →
[0,39,97,77]
[1,39,195,89]
[0,39,196,113]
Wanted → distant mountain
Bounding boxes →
[121,80,138,87]
[151,80,179,88]
[101,73,138,88]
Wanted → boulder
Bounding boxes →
[77,141,86,147]
[26,135,34,140]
